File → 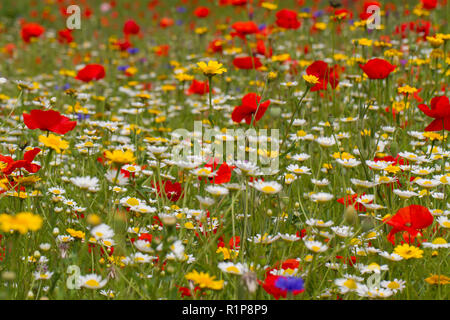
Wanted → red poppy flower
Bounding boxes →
[306,60,340,91]
[359,1,381,20]
[385,205,433,245]
[421,0,438,9]
[202,159,233,184]
[232,56,262,70]
[231,0,247,6]
[176,285,192,298]
[231,21,259,39]
[138,233,152,243]
[153,180,183,202]
[155,44,169,56]
[296,229,307,239]
[23,109,77,135]
[359,58,396,79]
[334,8,353,20]
[336,255,357,266]
[123,19,140,36]
[208,39,224,53]
[57,29,74,44]
[273,259,300,271]
[415,20,431,39]
[4,44,15,57]
[160,17,174,28]
[259,274,304,300]
[21,23,45,43]
[256,39,272,57]
[275,9,301,29]
[259,275,286,300]
[175,284,205,298]
[394,22,416,38]
[373,154,407,166]
[412,88,424,103]
[115,39,132,51]
[0,148,41,175]
[229,236,240,249]
[418,96,450,131]
[186,79,209,95]
[231,93,270,125]
[194,6,210,18]
[337,194,368,212]
[75,64,106,82]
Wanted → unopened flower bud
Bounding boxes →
[343,205,359,225]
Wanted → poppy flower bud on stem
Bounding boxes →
[361,217,375,232]
[343,205,359,225]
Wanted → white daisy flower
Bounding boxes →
[79,274,108,289]
[251,181,282,194]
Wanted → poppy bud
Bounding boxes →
[167,266,175,273]
[389,142,399,156]
[361,217,375,232]
[343,205,359,225]
[270,106,281,117]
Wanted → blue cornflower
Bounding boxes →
[313,10,324,18]
[274,276,304,292]
[127,48,139,54]
[77,113,91,121]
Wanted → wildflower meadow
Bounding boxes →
[0,0,448,302]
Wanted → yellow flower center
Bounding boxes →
[85,279,100,287]
[226,266,240,274]
[387,282,400,289]
[126,198,139,207]
[343,279,357,290]
[261,186,276,193]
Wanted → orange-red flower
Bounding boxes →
[159,17,174,28]
[385,205,433,245]
[75,64,105,82]
[123,19,140,36]
[359,58,396,79]
[186,79,209,95]
[418,96,450,131]
[306,60,340,91]
[23,109,77,135]
[0,148,41,175]
[194,6,210,18]
[231,21,259,39]
[231,93,270,125]
[359,1,381,20]
[57,29,74,44]
[421,0,438,10]
[232,56,262,70]
[275,9,301,29]
[21,23,45,43]
[153,180,183,202]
